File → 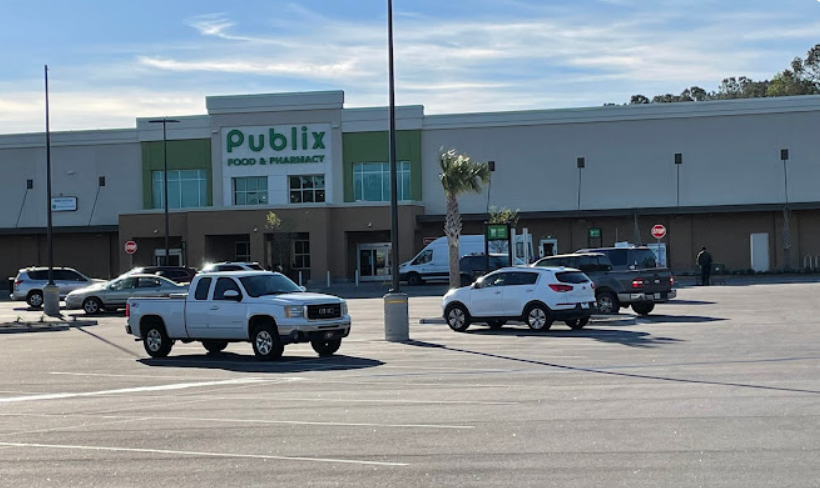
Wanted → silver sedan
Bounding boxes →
[66,274,187,315]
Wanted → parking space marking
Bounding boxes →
[0,441,409,466]
[0,378,274,404]
[0,413,473,430]
[49,372,244,381]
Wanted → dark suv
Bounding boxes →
[459,254,513,286]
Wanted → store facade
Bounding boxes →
[3,90,820,283]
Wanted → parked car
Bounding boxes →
[126,271,351,359]
[199,262,265,273]
[442,266,596,332]
[459,253,523,286]
[10,267,102,308]
[65,274,187,315]
[121,266,197,283]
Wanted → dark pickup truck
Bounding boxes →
[533,248,676,315]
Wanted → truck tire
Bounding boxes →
[445,303,471,332]
[631,302,655,316]
[525,303,552,331]
[596,291,619,315]
[143,320,173,358]
[251,324,284,361]
[202,340,228,353]
[27,291,44,309]
[407,273,423,286]
[565,317,589,330]
[82,297,103,315]
[311,338,342,357]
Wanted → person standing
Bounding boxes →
[696,246,713,286]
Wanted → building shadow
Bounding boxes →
[138,353,383,374]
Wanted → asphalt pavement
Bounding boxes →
[1,280,820,487]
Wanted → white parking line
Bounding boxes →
[0,441,408,466]
[0,378,273,404]
[0,413,473,430]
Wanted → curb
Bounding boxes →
[0,320,98,334]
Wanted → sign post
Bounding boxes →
[650,225,667,267]
[485,223,511,272]
[125,240,137,269]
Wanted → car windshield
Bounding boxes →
[239,274,303,297]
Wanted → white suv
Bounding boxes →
[442,266,596,332]
[11,267,100,308]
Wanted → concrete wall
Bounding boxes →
[420,97,820,216]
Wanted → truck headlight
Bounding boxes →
[285,305,304,318]
[341,301,348,316]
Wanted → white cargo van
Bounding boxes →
[398,234,532,285]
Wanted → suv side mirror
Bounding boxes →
[223,290,241,301]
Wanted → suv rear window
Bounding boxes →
[27,270,48,280]
[555,271,590,284]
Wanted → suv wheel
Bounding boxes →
[445,303,471,332]
[27,291,44,309]
[525,304,552,331]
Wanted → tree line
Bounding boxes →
[610,44,820,105]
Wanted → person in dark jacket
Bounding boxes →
[696,247,713,286]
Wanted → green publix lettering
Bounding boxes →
[226,126,326,153]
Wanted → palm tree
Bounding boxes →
[439,149,491,288]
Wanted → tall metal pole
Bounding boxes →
[383,0,409,342]
[45,65,54,286]
[388,0,400,293]
[163,119,170,265]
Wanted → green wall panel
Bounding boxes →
[342,130,421,202]
[141,139,212,209]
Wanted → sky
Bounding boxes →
[1,0,819,133]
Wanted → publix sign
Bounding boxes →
[222,124,331,166]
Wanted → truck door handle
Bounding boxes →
[210,306,219,310]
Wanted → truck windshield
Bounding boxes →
[239,275,303,297]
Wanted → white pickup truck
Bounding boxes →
[125,271,351,360]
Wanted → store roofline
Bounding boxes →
[0,225,118,236]
[417,202,820,224]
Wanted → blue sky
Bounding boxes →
[1,0,819,132]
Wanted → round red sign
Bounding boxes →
[651,225,667,239]
[124,241,138,255]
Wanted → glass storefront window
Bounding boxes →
[233,176,269,206]
[353,162,410,202]
[289,175,325,204]
[152,170,208,209]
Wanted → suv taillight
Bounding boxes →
[13,280,22,289]
[125,303,130,318]
[549,284,573,292]
[670,276,675,286]
[632,279,644,288]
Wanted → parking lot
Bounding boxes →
[2,280,820,487]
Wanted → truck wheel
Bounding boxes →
[632,302,655,316]
[311,338,342,357]
[251,324,284,361]
[82,297,103,315]
[565,317,590,330]
[407,273,423,286]
[525,304,552,331]
[143,321,173,358]
[445,303,471,332]
[202,340,228,353]
[596,291,619,315]
[27,291,44,309]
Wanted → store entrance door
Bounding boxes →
[357,243,392,282]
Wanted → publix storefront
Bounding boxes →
[119,91,424,283]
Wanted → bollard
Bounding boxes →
[384,292,409,342]
[43,283,60,317]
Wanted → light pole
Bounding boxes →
[674,153,682,206]
[42,64,60,317]
[148,118,179,265]
[780,148,791,270]
[383,0,409,342]
[576,157,585,210]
